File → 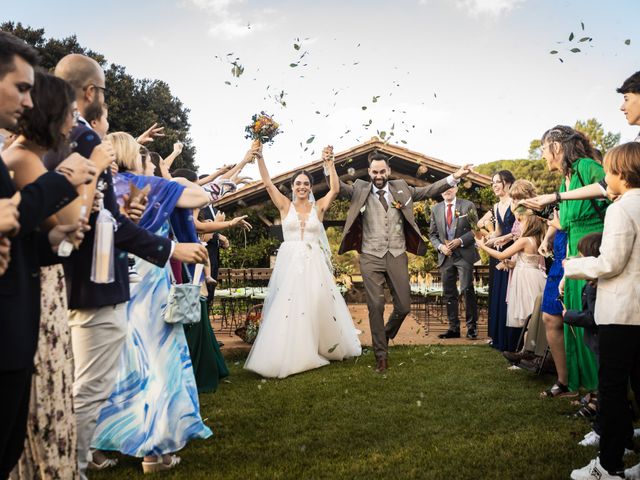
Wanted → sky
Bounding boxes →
[8,0,640,178]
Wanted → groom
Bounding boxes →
[337,151,472,372]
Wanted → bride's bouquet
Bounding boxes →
[244,111,281,145]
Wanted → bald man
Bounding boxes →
[46,54,208,478]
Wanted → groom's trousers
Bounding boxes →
[360,252,412,359]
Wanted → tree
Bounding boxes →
[2,22,198,171]
[528,118,620,159]
[475,159,561,194]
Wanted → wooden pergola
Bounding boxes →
[215,137,492,228]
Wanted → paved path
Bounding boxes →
[215,303,490,355]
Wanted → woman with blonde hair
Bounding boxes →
[91,132,212,473]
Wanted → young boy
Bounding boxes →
[565,142,640,480]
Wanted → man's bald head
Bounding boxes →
[55,54,105,117]
[54,54,104,92]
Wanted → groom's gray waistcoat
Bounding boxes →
[361,193,406,258]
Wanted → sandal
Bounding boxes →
[142,454,181,474]
[88,458,118,470]
[576,400,598,418]
[540,382,578,398]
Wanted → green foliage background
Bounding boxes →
[3,22,199,171]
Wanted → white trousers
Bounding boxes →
[68,304,127,480]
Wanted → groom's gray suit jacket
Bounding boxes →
[337,177,451,256]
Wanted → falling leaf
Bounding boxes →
[372,95,380,103]
[569,32,574,41]
[625,39,631,45]
[224,81,231,85]
[400,140,407,144]
[570,48,581,53]
[549,50,558,54]
[559,58,564,63]
[328,343,339,353]
[306,135,315,144]
[579,37,590,42]
[361,106,367,110]
[433,92,437,98]
[581,21,585,30]
[294,43,300,50]
[290,63,299,68]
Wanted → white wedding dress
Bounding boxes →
[244,204,362,378]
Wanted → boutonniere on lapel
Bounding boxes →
[391,200,403,209]
[454,210,462,218]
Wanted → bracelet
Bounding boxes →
[555,191,562,203]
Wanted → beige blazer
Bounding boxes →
[337,177,451,256]
[563,188,640,326]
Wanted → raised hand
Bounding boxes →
[90,139,116,171]
[171,242,208,264]
[136,123,165,145]
[452,164,474,180]
[173,142,184,155]
[56,153,98,186]
[230,215,252,231]
[214,211,225,223]
[518,194,555,211]
[48,217,90,253]
[0,198,20,234]
[125,194,148,224]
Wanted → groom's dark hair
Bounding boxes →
[368,151,389,166]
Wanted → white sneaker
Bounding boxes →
[626,462,640,480]
[578,430,600,447]
[570,457,624,480]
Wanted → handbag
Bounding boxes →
[163,262,201,325]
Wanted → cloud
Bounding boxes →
[181,0,269,39]
[141,36,156,48]
[454,0,526,17]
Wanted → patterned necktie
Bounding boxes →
[377,190,388,211]
[446,203,453,227]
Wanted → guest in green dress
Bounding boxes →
[184,297,229,393]
[540,126,609,392]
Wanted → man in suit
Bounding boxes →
[338,151,472,372]
[0,32,97,478]
[48,53,208,478]
[428,185,480,339]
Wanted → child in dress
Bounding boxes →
[477,208,547,330]
[565,142,640,480]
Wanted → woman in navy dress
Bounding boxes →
[481,170,517,351]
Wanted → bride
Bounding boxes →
[244,144,362,378]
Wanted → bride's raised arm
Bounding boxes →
[315,145,339,219]
[255,142,289,214]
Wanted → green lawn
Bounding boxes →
[92,345,639,479]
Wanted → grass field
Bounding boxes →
[92,345,639,479]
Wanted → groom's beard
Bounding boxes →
[371,176,388,189]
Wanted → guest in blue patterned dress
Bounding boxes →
[539,212,573,397]
[482,171,518,352]
[91,132,212,474]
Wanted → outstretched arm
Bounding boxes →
[256,145,289,213]
[477,236,527,261]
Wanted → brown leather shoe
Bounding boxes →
[375,357,388,373]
